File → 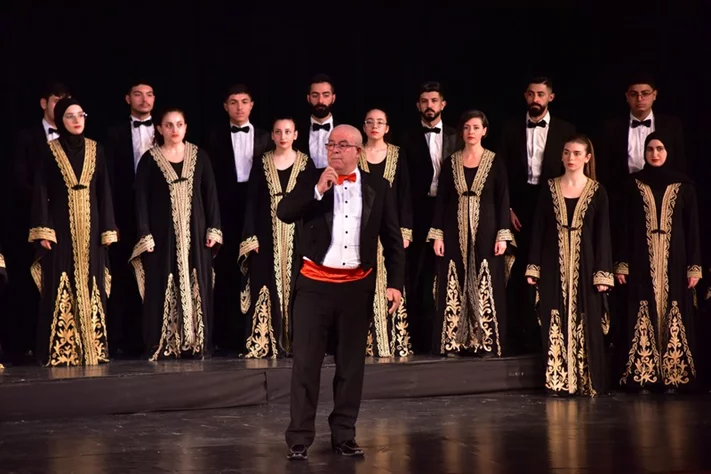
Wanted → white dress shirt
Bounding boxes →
[230,121,255,182]
[130,115,155,172]
[423,119,444,196]
[309,116,334,169]
[627,111,655,173]
[525,111,551,185]
[312,167,363,268]
[42,118,59,142]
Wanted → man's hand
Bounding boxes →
[386,288,402,314]
[510,209,522,232]
[316,166,339,195]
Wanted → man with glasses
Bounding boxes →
[278,124,405,460]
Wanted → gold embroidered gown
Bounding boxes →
[526,178,614,396]
[131,143,223,361]
[29,138,118,366]
[615,178,701,389]
[358,144,413,357]
[239,151,313,358]
[427,150,514,356]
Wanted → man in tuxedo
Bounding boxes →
[498,76,575,353]
[296,73,338,168]
[206,84,270,353]
[104,80,156,357]
[6,81,71,360]
[279,125,404,460]
[399,81,461,354]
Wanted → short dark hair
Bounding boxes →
[308,73,335,94]
[418,81,444,100]
[458,109,490,138]
[272,116,297,131]
[224,84,253,103]
[626,74,656,91]
[41,81,71,101]
[528,76,553,91]
[127,79,154,95]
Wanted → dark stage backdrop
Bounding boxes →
[1,3,708,232]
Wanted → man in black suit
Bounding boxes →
[104,80,156,357]
[6,81,71,360]
[279,125,404,460]
[498,76,575,353]
[206,84,270,353]
[399,81,461,354]
[295,73,338,168]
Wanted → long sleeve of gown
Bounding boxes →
[426,156,452,242]
[130,153,154,299]
[96,146,118,247]
[395,148,414,242]
[683,184,702,279]
[592,186,614,287]
[494,156,514,244]
[28,154,56,244]
[238,158,262,272]
[200,151,223,247]
[525,184,547,280]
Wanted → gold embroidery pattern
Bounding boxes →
[496,229,514,242]
[365,323,375,357]
[602,311,610,336]
[151,143,199,348]
[687,265,702,278]
[31,257,43,293]
[474,259,502,356]
[245,285,278,359]
[104,266,112,299]
[184,268,205,355]
[240,276,251,314]
[427,228,444,241]
[545,310,568,392]
[29,227,57,243]
[592,271,614,286]
[637,180,679,353]
[620,300,661,386]
[206,228,223,244]
[89,276,109,363]
[440,260,463,354]
[46,272,82,367]
[391,290,413,357]
[101,230,118,246]
[0,254,4,269]
[525,264,540,279]
[238,236,260,273]
[50,138,102,365]
[662,301,696,387]
[264,151,308,348]
[614,262,629,275]
[358,144,400,184]
[550,177,598,394]
[401,228,413,242]
[129,234,154,301]
[151,274,180,361]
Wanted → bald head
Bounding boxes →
[327,124,363,174]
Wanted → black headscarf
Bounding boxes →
[633,131,692,188]
[53,97,86,157]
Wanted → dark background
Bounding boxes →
[1,2,708,218]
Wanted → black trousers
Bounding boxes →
[285,272,374,447]
[407,196,436,353]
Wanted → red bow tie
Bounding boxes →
[336,173,357,185]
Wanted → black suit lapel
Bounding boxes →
[442,127,457,160]
[517,120,528,176]
[360,174,376,235]
[121,122,135,177]
[222,124,238,179]
[34,122,48,143]
[324,191,335,237]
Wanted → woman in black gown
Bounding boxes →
[131,108,222,361]
[29,98,118,366]
[428,110,514,357]
[526,134,613,397]
[615,132,701,392]
[359,108,413,357]
[239,117,313,358]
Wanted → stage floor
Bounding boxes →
[0,355,542,421]
[1,391,710,474]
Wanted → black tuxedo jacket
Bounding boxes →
[295,116,339,160]
[105,120,140,246]
[277,169,405,291]
[498,115,576,215]
[599,113,686,196]
[206,123,271,241]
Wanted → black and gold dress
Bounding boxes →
[526,178,613,396]
[358,144,414,357]
[428,150,514,356]
[239,151,313,358]
[131,143,222,361]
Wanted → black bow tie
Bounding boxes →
[422,126,441,134]
[231,125,250,133]
[133,120,153,128]
[527,120,547,128]
[631,119,652,129]
[312,122,331,132]
[47,127,58,135]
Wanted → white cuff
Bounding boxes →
[314,185,324,201]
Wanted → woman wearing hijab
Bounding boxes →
[29,97,118,367]
[131,107,222,361]
[615,131,701,392]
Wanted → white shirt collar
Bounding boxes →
[230,120,252,129]
[311,115,334,126]
[130,115,153,123]
[421,119,443,130]
[42,118,56,133]
[629,110,654,123]
[526,110,551,125]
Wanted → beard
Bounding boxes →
[421,108,441,123]
[311,103,331,119]
[528,103,546,118]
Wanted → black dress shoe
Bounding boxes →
[332,440,364,457]
[287,445,308,460]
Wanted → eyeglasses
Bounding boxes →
[627,90,654,99]
[364,119,387,128]
[64,112,88,121]
[325,142,359,151]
